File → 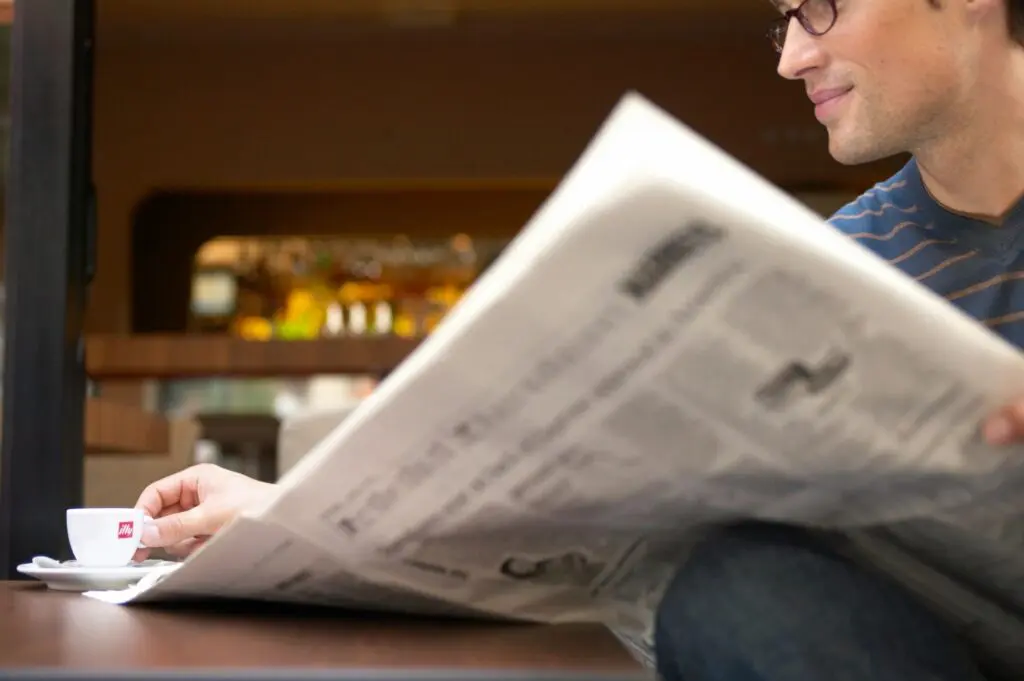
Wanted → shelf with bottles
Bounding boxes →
[188,233,506,342]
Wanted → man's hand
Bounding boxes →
[983,401,1024,445]
[133,463,278,560]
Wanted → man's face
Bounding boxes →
[775,0,987,164]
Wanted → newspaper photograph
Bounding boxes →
[82,92,1024,677]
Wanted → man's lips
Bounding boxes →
[809,87,853,120]
[808,87,853,105]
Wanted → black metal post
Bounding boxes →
[0,0,96,578]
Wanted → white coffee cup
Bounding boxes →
[66,507,148,567]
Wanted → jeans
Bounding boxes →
[654,522,988,681]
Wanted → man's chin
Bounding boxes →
[826,132,885,167]
[828,150,866,166]
[825,119,907,166]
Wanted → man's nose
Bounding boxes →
[776,18,826,81]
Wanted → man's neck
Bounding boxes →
[914,50,1024,221]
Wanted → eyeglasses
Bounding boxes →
[768,0,839,55]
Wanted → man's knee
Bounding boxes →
[653,522,984,681]
[654,523,837,676]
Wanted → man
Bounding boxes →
[651,1,1024,679]
[136,0,1024,678]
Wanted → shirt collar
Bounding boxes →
[904,157,1024,254]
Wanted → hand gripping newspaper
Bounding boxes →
[86,93,1024,677]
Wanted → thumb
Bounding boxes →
[141,507,213,548]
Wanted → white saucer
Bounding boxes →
[17,557,176,592]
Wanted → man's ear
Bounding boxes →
[960,0,1010,32]
[962,0,1005,18]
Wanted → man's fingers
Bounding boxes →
[163,536,209,558]
[155,503,185,518]
[134,471,201,519]
[140,507,212,548]
[984,402,1024,445]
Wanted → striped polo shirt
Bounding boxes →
[828,159,1024,678]
[829,158,1024,347]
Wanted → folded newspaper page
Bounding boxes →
[85,92,1024,677]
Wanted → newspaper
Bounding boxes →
[84,92,1024,678]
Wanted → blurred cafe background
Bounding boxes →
[0,0,904,507]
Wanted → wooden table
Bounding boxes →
[0,582,644,676]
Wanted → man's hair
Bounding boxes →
[1011,0,1024,44]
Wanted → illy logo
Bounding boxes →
[117,521,134,539]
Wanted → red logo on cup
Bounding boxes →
[117,521,134,539]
